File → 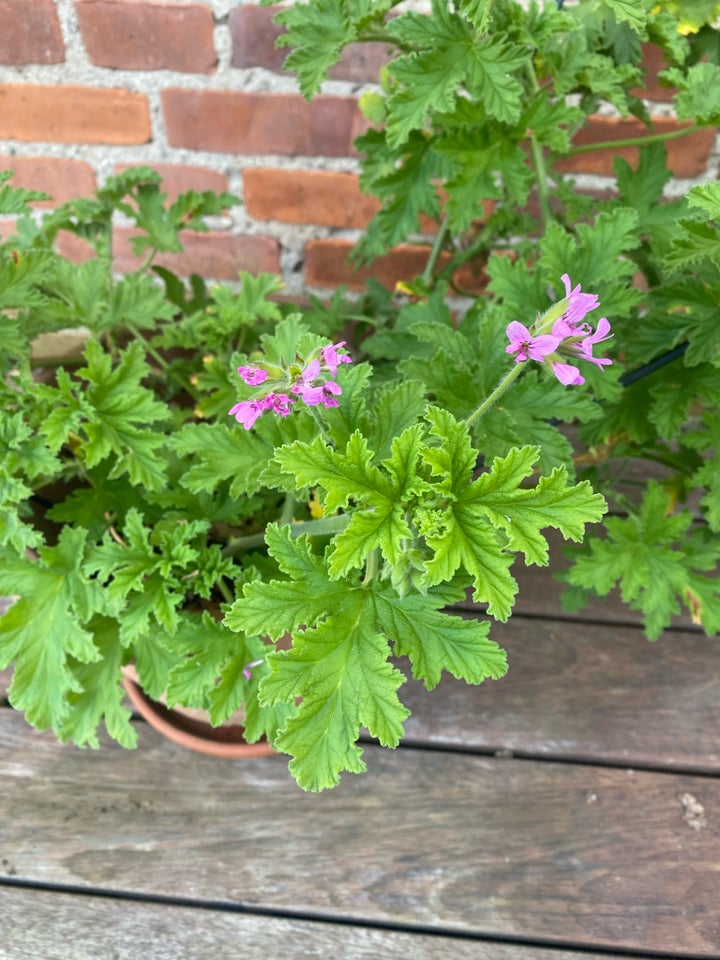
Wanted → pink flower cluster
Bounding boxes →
[229,341,352,430]
[505,274,612,386]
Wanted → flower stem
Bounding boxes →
[567,124,702,156]
[363,548,379,586]
[464,361,526,429]
[422,214,450,286]
[222,513,351,557]
[525,64,552,231]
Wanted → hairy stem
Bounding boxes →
[422,214,450,286]
[222,513,351,557]
[568,124,703,156]
[465,361,526,429]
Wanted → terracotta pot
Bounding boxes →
[121,665,274,759]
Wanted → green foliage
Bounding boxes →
[2,0,720,791]
[563,484,720,639]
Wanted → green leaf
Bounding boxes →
[663,62,720,124]
[665,220,720,274]
[227,526,409,790]
[385,0,526,146]
[0,527,104,731]
[564,482,719,638]
[0,172,50,212]
[171,422,278,499]
[686,181,720,219]
[57,339,171,491]
[470,447,608,565]
[373,589,506,689]
[264,613,408,791]
[274,427,430,577]
[60,616,136,749]
[274,0,358,98]
[419,407,517,619]
[84,509,207,643]
[594,0,649,32]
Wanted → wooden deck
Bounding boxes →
[2,559,719,959]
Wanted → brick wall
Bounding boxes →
[0,0,718,296]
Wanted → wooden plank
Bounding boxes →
[1,610,717,776]
[400,615,720,772]
[2,886,629,960]
[1,713,719,957]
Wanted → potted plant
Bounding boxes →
[1,0,719,792]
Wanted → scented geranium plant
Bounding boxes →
[0,168,607,790]
[272,0,720,641]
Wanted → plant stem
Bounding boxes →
[222,513,351,557]
[215,577,234,604]
[568,124,702,156]
[279,493,296,526]
[465,361,526,429]
[525,64,552,231]
[363,548,379,586]
[422,214,450,287]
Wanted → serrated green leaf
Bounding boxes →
[470,448,608,564]
[385,1,526,146]
[686,181,720,219]
[373,589,505,689]
[0,527,104,731]
[564,482,719,638]
[261,610,408,791]
[275,0,357,98]
[60,616,136,749]
[595,0,649,32]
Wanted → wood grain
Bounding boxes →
[1,713,719,956]
[1,609,717,771]
[2,886,629,960]
[400,615,720,771]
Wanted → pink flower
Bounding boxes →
[242,659,264,681]
[577,316,613,369]
[553,273,601,337]
[237,365,268,386]
[552,362,585,386]
[297,380,342,408]
[229,398,268,429]
[505,321,561,362]
[322,341,352,377]
[291,359,322,396]
[505,276,612,388]
[265,393,294,417]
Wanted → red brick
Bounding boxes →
[0,0,64,64]
[636,43,675,102]
[229,5,388,83]
[0,156,96,206]
[76,0,216,73]
[305,239,490,295]
[244,169,381,228]
[162,89,366,156]
[0,219,19,242]
[555,115,714,178]
[112,228,281,279]
[0,84,151,145]
[113,163,229,203]
[305,239,435,291]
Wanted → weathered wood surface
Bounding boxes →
[1,710,719,956]
[2,614,716,771]
[401,615,720,771]
[2,886,631,960]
